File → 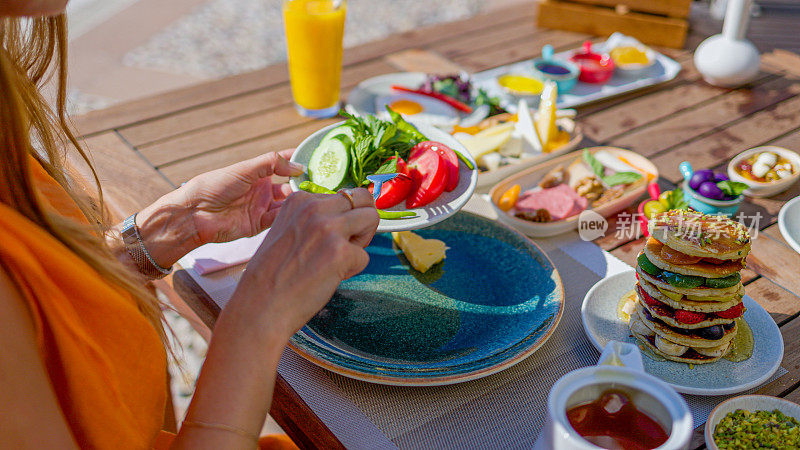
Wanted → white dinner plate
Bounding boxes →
[778,195,800,255]
[581,271,784,396]
[289,121,478,233]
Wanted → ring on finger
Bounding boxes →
[338,189,356,210]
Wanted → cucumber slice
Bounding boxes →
[704,272,741,288]
[320,125,355,148]
[309,137,349,191]
[662,271,704,289]
[637,253,663,276]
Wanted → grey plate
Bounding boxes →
[581,271,784,396]
[289,121,478,233]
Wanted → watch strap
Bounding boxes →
[121,213,172,279]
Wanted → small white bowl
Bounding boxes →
[727,146,800,198]
[705,395,800,450]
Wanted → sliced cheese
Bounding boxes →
[456,128,513,159]
[534,81,559,152]
[515,98,542,153]
[392,231,446,273]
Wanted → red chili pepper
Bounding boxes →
[390,85,473,113]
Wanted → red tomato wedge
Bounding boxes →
[406,147,447,208]
[410,141,460,192]
[368,157,413,209]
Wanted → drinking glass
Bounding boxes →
[283,0,346,118]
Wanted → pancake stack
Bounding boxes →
[629,210,751,364]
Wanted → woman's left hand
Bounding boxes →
[177,149,304,244]
[133,149,304,268]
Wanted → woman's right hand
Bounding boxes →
[229,188,379,340]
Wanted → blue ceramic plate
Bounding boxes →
[288,212,565,386]
[581,271,784,396]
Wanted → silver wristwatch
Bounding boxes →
[120,213,172,279]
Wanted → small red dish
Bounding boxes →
[570,41,615,84]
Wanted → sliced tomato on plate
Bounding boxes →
[368,157,413,209]
[410,141,459,192]
[406,147,447,208]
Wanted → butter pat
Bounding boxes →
[392,231,446,273]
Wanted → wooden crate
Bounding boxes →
[537,0,689,49]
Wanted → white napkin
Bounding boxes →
[181,229,268,275]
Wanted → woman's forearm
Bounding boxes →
[170,281,290,449]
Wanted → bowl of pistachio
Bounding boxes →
[706,395,800,449]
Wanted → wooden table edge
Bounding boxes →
[172,269,346,450]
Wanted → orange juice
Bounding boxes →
[283,0,346,116]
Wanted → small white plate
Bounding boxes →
[289,121,478,233]
[705,395,800,449]
[581,271,784,396]
[779,196,800,255]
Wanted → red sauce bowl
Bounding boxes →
[571,41,615,84]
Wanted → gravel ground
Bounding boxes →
[124,0,487,78]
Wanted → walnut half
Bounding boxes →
[575,176,604,201]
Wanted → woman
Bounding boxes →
[0,1,379,448]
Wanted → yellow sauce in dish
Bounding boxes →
[724,317,754,362]
[610,46,650,65]
[497,74,544,95]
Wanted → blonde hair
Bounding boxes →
[0,15,167,344]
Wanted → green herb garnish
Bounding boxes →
[340,110,422,186]
[583,150,643,186]
[717,180,749,197]
[602,171,642,186]
[663,188,690,210]
[584,150,605,178]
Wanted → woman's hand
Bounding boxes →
[227,187,379,340]
[177,149,304,244]
[133,150,303,268]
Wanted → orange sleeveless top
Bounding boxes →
[0,160,167,448]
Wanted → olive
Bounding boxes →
[698,325,724,340]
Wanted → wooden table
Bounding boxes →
[71,3,800,448]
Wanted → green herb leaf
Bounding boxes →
[602,171,642,186]
[717,180,749,197]
[583,150,605,178]
[374,157,399,175]
[665,188,689,210]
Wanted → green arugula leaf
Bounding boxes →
[717,180,749,197]
[583,150,605,178]
[602,171,642,186]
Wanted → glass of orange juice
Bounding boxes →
[283,0,346,118]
